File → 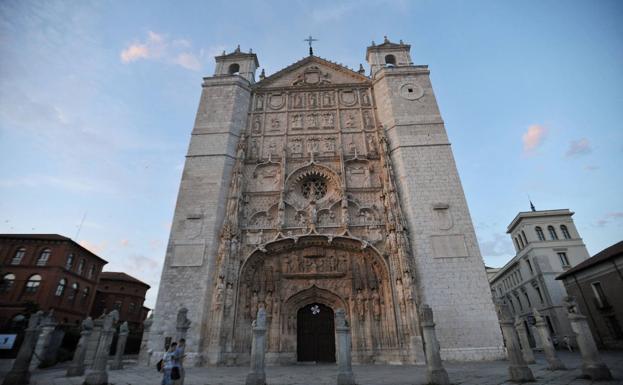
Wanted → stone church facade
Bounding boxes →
[146,38,504,366]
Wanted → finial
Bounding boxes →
[530,200,536,212]
[399,39,404,44]
[371,40,375,46]
[259,68,266,80]
[384,35,389,43]
[235,44,241,53]
[221,50,226,55]
[358,64,365,74]
[249,48,253,53]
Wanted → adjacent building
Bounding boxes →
[90,271,150,331]
[489,208,591,347]
[557,240,623,349]
[0,234,107,326]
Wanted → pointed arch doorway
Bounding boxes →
[297,303,335,362]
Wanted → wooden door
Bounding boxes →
[297,303,335,362]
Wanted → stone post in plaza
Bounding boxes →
[138,313,153,366]
[564,297,612,380]
[29,310,57,370]
[245,308,267,385]
[85,310,119,385]
[496,303,534,382]
[2,311,43,385]
[420,304,450,385]
[110,321,129,370]
[66,317,94,377]
[85,316,104,367]
[533,308,565,370]
[335,308,356,385]
[514,316,536,364]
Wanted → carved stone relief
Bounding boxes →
[268,93,286,110]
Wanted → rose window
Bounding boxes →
[301,177,327,200]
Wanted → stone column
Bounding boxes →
[514,316,536,364]
[335,309,356,385]
[29,311,57,370]
[67,317,94,377]
[533,308,565,370]
[138,313,153,366]
[110,321,129,370]
[564,296,612,380]
[496,303,534,382]
[419,304,449,385]
[245,308,267,385]
[2,311,43,385]
[85,310,119,385]
[85,317,103,367]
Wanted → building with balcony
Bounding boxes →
[489,208,591,347]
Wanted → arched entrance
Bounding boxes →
[297,303,335,362]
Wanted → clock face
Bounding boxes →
[400,83,424,100]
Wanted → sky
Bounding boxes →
[1,0,622,309]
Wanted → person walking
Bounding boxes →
[563,335,573,352]
[160,342,180,385]
[174,339,186,385]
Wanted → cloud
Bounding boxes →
[595,212,623,227]
[565,138,592,158]
[584,164,599,171]
[522,124,547,155]
[79,240,107,255]
[311,3,355,22]
[120,239,130,247]
[119,31,202,71]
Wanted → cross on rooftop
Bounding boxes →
[304,35,318,56]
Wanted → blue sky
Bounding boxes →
[1,0,621,308]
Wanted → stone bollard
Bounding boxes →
[2,311,44,385]
[85,310,119,385]
[420,304,450,385]
[496,303,534,382]
[245,308,267,385]
[67,317,94,377]
[514,316,536,364]
[85,317,103,367]
[138,313,153,366]
[564,297,612,380]
[335,308,356,385]
[110,321,129,370]
[29,310,57,370]
[533,309,565,370]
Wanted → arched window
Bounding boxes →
[68,282,79,302]
[228,63,240,75]
[384,54,396,67]
[24,274,42,293]
[36,249,51,266]
[518,235,525,249]
[521,231,528,246]
[11,247,26,265]
[514,237,520,251]
[81,287,90,304]
[561,225,571,239]
[1,273,16,292]
[548,225,558,240]
[535,226,545,241]
[88,265,96,279]
[77,259,85,275]
[66,254,74,270]
[55,278,66,297]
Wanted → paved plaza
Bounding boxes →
[0,351,620,385]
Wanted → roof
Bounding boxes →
[99,271,150,288]
[0,233,108,264]
[557,240,623,280]
[507,209,573,233]
[365,37,411,61]
[215,45,259,67]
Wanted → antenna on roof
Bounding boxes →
[528,195,536,212]
[75,211,87,239]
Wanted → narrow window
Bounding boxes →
[55,278,66,297]
[36,249,51,266]
[524,292,532,307]
[605,316,623,339]
[88,265,96,279]
[384,54,396,66]
[535,286,544,303]
[535,226,545,241]
[548,225,558,240]
[558,252,570,267]
[113,300,123,311]
[514,238,521,251]
[11,247,26,265]
[521,231,528,246]
[1,273,16,292]
[515,294,523,310]
[81,287,90,304]
[77,259,85,275]
[526,259,534,275]
[228,63,240,75]
[66,254,74,270]
[545,315,555,334]
[518,236,525,249]
[561,225,571,239]
[508,298,516,313]
[129,302,137,314]
[24,274,42,293]
[591,282,609,308]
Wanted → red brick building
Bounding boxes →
[90,272,150,331]
[0,234,107,326]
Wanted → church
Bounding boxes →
[146,37,505,366]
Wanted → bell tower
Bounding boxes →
[214,45,259,83]
[365,36,413,77]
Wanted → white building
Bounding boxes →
[489,208,591,347]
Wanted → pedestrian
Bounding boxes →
[174,338,186,385]
[160,342,179,385]
[563,335,573,352]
